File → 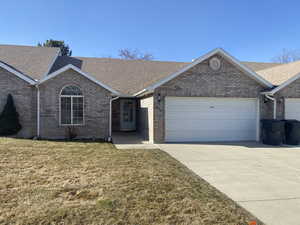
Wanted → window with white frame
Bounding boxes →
[60,85,84,125]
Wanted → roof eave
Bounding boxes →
[263,72,300,95]
[0,61,36,85]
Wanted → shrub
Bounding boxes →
[0,94,22,135]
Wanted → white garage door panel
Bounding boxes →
[166,119,256,130]
[165,97,258,142]
[166,113,256,120]
[285,98,300,120]
[166,130,255,142]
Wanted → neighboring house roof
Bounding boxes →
[39,64,120,95]
[261,72,300,95]
[0,44,60,79]
[256,60,300,86]
[242,61,282,71]
[260,61,300,95]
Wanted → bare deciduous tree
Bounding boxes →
[272,49,300,63]
[118,48,154,60]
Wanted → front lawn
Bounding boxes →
[0,138,261,225]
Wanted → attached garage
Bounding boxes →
[146,49,273,143]
[285,98,300,120]
[165,97,259,142]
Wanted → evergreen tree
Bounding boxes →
[0,94,22,135]
[38,39,72,56]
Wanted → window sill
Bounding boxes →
[59,124,85,127]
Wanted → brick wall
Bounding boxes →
[39,69,111,139]
[153,54,269,143]
[274,78,300,119]
[0,68,36,138]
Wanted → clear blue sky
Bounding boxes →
[1,0,299,62]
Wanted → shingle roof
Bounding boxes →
[0,44,286,94]
[0,44,60,80]
[256,60,300,85]
[50,56,189,95]
[50,56,282,95]
[242,61,282,71]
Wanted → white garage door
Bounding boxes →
[165,97,258,142]
[285,98,300,120]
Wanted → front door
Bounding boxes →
[120,99,136,131]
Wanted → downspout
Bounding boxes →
[265,94,276,119]
[36,84,40,138]
[108,96,119,142]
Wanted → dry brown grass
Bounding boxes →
[0,138,262,225]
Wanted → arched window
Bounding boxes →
[60,85,84,125]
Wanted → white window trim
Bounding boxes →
[59,86,85,126]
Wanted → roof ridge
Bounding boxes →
[66,56,282,65]
[73,56,189,64]
[241,60,282,64]
[0,44,60,50]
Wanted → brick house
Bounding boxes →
[1,44,300,143]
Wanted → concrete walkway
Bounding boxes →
[112,132,158,149]
[159,142,300,225]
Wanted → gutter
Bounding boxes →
[108,96,119,142]
[264,94,276,119]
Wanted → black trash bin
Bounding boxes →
[261,120,285,145]
[284,120,300,145]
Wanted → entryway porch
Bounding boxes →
[112,131,158,149]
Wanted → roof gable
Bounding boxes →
[135,48,273,95]
[0,61,36,85]
[38,64,120,95]
[49,54,278,96]
[50,56,189,95]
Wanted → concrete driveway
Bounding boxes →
[159,142,300,225]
